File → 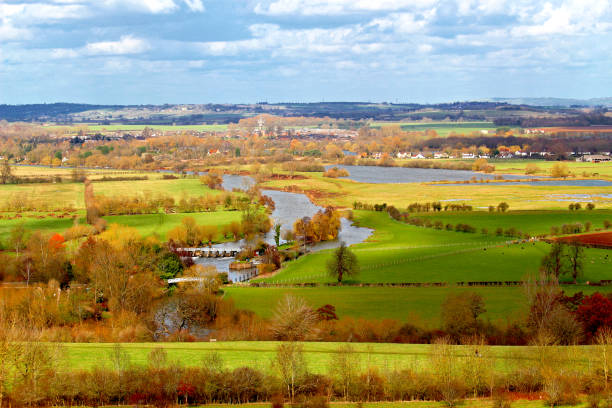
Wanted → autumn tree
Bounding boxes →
[441,292,486,341]
[576,293,612,339]
[84,178,99,225]
[26,231,68,283]
[8,223,28,257]
[525,163,540,175]
[0,159,12,184]
[326,242,359,283]
[551,162,570,178]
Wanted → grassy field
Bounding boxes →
[260,173,612,210]
[255,211,612,285]
[224,285,610,323]
[413,210,612,236]
[0,176,217,209]
[103,211,241,240]
[492,159,612,178]
[58,341,603,374]
[0,211,241,242]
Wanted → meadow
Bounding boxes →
[224,285,606,323]
[491,159,612,178]
[0,172,218,209]
[59,341,602,374]
[0,166,240,241]
[0,211,242,242]
[255,211,612,285]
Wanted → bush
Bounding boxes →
[492,392,513,408]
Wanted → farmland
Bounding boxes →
[59,341,601,374]
[254,210,612,285]
[259,172,612,210]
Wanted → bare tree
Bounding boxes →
[524,271,561,334]
[596,328,612,391]
[273,342,307,403]
[430,337,465,407]
[271,295,318,341]
[329,344,360,401]
[566,241,584,284]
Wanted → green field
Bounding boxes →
[255,211,612,284]
[0,211,241,242]
[414,210,612,236]
[225,285,610,323]
[58,341,602,374]
[492,159,612,178]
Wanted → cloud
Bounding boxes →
[100,0,205,13]
[254,0,437,15]
[85,35,151,55]
[0,2,88,22]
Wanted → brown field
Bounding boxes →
[557,230,612,248]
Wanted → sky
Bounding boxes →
[0,0,611,104]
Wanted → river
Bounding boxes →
[193,174,372,281]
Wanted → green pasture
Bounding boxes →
[492,159,612,178]
[225,285,608,323]
[0,211,241,242]
[58,341,603,375]
[103,211,241,241]
[414,210,612,236]
[256,211,612,284]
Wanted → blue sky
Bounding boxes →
[0,0,611,104]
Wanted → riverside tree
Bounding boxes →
[327,241,359,283]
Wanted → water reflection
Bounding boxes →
[326,164,534,183]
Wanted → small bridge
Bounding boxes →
[167,277,207,284]
[176,247,241,258]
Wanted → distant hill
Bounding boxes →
[0,103,118,122]
[489,97,612,108]
[0,100,609,125]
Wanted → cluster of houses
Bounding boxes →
[359,150,611,161]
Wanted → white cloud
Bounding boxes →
[0,20,31,41]
[255,0,437,15]
[510,0,612,37]
[85,35,151,55]
[183,0,205,12]
[99,0,204,13]
[0,3,88,22]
